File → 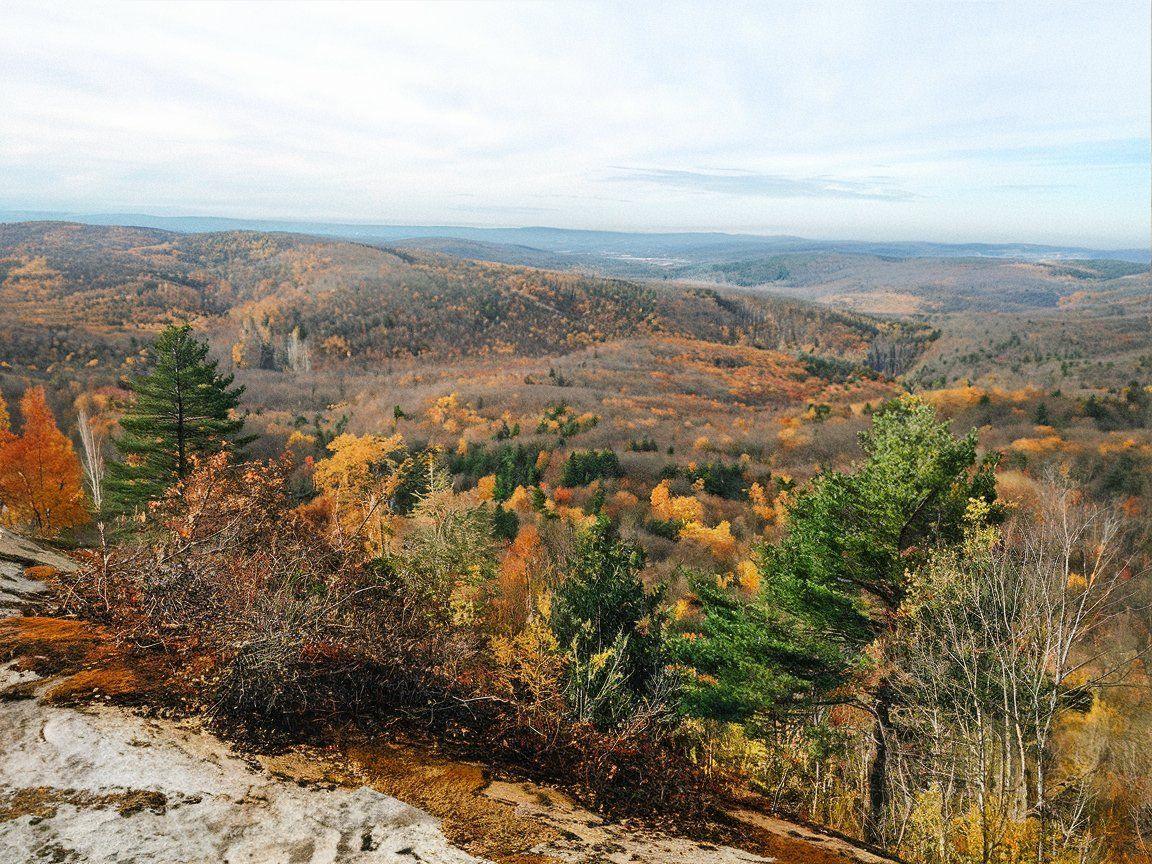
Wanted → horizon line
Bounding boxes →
[1,206,1149,255]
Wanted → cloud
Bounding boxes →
[0,0,1148,245]
[614,168,916,201]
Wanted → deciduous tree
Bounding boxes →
[0,386,89,536]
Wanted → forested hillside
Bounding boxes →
[393,234,1151,315]
[1,220,1149,864]
[0,222,932,381]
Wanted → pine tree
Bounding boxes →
[0,386,90,536]
[680,396,1000,843]
[551,516,665,727]
[107,324,249,513]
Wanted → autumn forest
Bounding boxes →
[0,216,1148,864]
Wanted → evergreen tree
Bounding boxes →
[767,396,1000,843]
[674,571,842,724]
[1034,400,1051,425]
[551,516,665,727]
[680,395,1000,843]
[107,324,248,513]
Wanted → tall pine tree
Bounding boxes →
[678,396,1001,845]
[108,324,248,513]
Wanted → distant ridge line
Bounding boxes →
[0,210,1147,264]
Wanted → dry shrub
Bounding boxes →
[60,453,467,733]
[56,452,715,819]
[995,468,1044,514]
[482,617,715,816]
[483,710,717,817]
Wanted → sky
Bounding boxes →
[1,1,1149,248]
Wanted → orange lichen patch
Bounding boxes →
[23,565,59,581]
[345,741,561,863]
[0,616,105,670]
[43,664,143,705]
[0,615,167,706]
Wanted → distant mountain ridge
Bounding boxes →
[2,210,1147,264]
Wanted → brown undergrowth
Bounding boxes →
[1,464,900,864]
[0,580,889,864]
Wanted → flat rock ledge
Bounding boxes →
[0,661,487,864]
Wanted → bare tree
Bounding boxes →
[77,406,105,516]
[285,326,312,373]
[888,480,1144,864]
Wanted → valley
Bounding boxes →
[0,219,1149,864]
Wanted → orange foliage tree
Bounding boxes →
[490,523,546,634]
[0,386,90,535]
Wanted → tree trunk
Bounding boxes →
[864,682,892,846]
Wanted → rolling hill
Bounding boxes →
[0,221,930,384]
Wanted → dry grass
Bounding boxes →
[345,740,563,863]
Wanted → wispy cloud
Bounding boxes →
[614,168,916,201]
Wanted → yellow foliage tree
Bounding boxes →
[747,481,776,522]
[650,479,705,523]
[736,559,761,592]
[311,432,407,553]
[679,520,737,559]
[502,485,530,513]
[474,474,497,501]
